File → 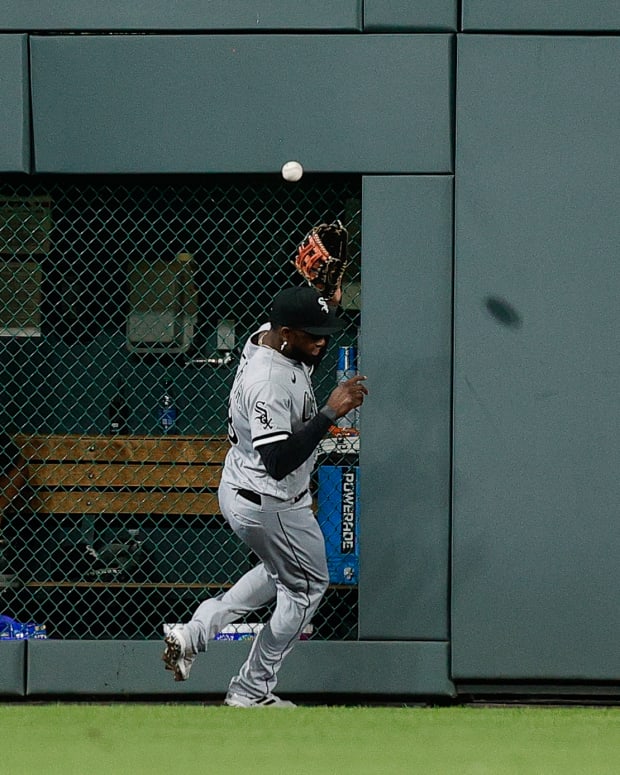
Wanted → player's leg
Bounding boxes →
[163,563,276,681]
[162,482,277,680]
[186,562,277,651]
[225,493,329,704]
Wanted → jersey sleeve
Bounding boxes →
[245,380,292,449]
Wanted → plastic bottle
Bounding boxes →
[158,383,177,434]
[336,345,359,432]
[108,378,128,434]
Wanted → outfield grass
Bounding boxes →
[1,704,618,774]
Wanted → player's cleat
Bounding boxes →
[162,623,195,681]
[224,691,297,708]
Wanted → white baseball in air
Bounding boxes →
[281,160,304,182]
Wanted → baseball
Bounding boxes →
[281,161,304,182]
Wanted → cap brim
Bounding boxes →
[300,318,346,336]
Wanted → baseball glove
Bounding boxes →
[293,220,349,300]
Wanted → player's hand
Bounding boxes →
[327,285,343,306]
[326,375,368,419]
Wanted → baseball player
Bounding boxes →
[162,285,367,707]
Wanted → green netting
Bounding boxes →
[0,175,361,641]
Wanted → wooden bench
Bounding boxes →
[0,434,27,530]
[14,434,229,518]
[5,434,239,590]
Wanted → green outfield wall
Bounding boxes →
[0,2,618,699]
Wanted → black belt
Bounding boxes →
[237,488,307,506]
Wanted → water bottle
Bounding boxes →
[336,346,359,431]
[158,383,177,434]
[108,377,129,435]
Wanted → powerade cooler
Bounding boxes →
[317,345,360,585]
[317,465,360,585]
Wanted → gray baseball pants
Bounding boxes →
[182,479,329,699]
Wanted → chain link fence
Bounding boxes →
[0,175,361,641]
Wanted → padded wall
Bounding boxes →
[462,1,620,30]
[363,0,457,30]
[0,34,30,172]
[26,640,454,696]
[0,640,25,696]
[29,34,453,174]
[2,2,620,698]
[359,176,453,640]
[0,2,361,31]
[452,35,620,680]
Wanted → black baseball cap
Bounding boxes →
[270,286,346,335]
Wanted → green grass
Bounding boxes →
[1,704,618,774]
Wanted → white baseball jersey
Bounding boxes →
[221,333,318,500]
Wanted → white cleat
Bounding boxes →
[162,624,195,682]
[224,691,296,708]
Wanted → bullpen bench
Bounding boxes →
[8,434,250,592]
[15,434,228,518]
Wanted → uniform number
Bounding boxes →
[227,411,239,445]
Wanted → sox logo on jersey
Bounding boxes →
[255,401,273,429]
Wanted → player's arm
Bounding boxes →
[255,375,368,481]
[257,408,335,480]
